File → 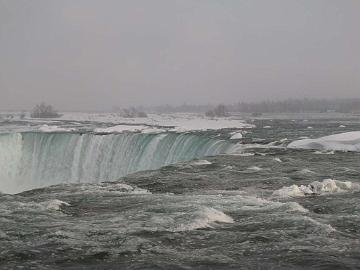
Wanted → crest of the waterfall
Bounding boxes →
[0,132,234,194]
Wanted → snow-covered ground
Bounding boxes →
[288,131,360,152]
[0,112,254,134]
[61,112,254,132]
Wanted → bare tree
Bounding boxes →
[30,102,61,118]
[118,107,147,118]
[205,104,228,117]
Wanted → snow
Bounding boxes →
[94,125,150,133]
[230,132,243,139]
[287,131,360,152]
[38,125,76,132]
[141,128,167,134]
[59,112,253,129]
[166,117,254,132]
[28,113,255,134]
[92,115,253,134]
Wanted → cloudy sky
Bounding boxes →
[0,0,359,110]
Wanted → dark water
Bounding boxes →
[1,117,360,269]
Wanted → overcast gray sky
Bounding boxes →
[0,0,359,111]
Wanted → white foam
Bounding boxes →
[246,166,263,172]
[299,168,316,174]
[273,158,282,163]
[79,183,151,195]
[286,202,309,213]
[312,179,355,193]
[302,216,336,233]
[288,131,360,152]
[52,230,77,239]
[44,199,71,211]
[272,179,360,198]
[175,207,234,231]
[225,148,255,156]
[314,150,335,155]
[9,199,71,212]
[191,160,212,166]
[235,152,255,157]
[272,185,313,198]
[238,196,308,213]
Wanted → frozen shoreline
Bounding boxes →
[288,131,360,152]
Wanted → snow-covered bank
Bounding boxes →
[94,125,151,133]
[1,113,254,134]
[287,131,360,152]
[39,125,76,133]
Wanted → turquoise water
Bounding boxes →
[0,132,234,193]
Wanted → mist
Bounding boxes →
[0,0,359,111]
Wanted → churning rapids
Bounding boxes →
[1,113,360,269]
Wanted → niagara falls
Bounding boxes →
[1,0,360,269]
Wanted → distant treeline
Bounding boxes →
[144,99,360,114]
[230,99,360,113]
[145,104,212,114]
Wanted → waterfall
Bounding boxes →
[0,132,235,193]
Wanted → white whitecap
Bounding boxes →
[175,207,234,231]
[43,199,70,211]
[246,166,263,172]
[314,150,335,155]
[301,216,336,233]
[299,168,316,175]
[191,160,212,166]
[272,179,360,198]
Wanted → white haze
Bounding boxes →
[0,0,359,111]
